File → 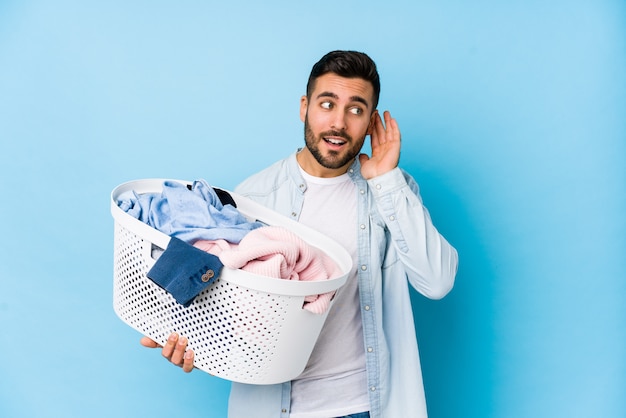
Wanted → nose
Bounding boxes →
[330,109,347,131]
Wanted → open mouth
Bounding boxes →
[324,137,347,146]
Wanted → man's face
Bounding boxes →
[298,73,375,177]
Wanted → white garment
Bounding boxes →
[289,169,369,418]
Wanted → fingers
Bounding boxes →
[389,114,400,142]
[162,333,185,363]
[140,333,195,373]
[371,111,399,143]
[162,333,195,373]
[370,110,400,151]
[381,110,400,142]
[182,348,195,373]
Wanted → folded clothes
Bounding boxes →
[194,226,342,314]
[117,179,263,244]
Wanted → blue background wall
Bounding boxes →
[1,1,624,417]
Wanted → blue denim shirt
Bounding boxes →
[229,151,458,418]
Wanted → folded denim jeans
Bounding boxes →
[147,237,223,307]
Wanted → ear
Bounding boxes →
[299,95,308,122]
[366,110,378,135]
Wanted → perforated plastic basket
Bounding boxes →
[111,179,351,384]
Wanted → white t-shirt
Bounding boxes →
[289,168,369,418]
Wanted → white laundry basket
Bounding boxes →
[111,179,351,385]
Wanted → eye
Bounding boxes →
[321,101,332,109]
[349,107,363,115]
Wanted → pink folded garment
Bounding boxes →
[193,226,342,314]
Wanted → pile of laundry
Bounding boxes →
[117,180,340,313]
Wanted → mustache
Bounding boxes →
[320,130,352,142]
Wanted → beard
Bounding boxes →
[303,116,366,170]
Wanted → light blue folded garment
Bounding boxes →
[117,179,263,244]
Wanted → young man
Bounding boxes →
[142,50,458,418]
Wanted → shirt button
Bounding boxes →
[360,189,365,195]
[364,305,370,311]
[281,408,287,413]
[360,224,366,230]
[291,212,297,217]
[389,215,395,221]
[375,184,381,190]
[370,386,377,392]
[299,183,305,189]
[360,265,367,271]
[367,347,373,353]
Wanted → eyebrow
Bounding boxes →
[316,91,370,109]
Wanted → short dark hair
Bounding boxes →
[306,50,381,110]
